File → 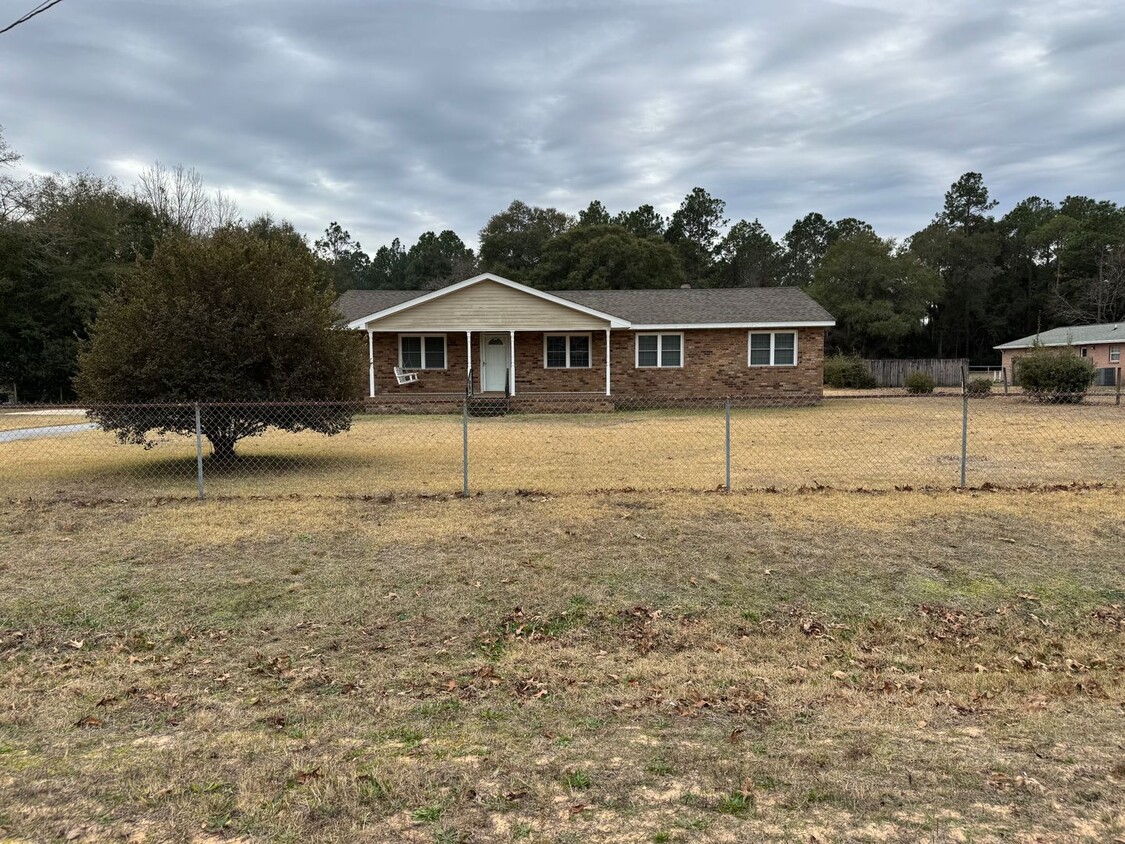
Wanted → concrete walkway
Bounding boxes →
[0,423,98,443]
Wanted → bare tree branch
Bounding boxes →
[211,190,241,229]
[137,161,216,235]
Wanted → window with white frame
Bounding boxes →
[1080,347,1089,358]
[399,334,446,369]
[544,334,591,368]
[1111,347,1121,363]
[636,333,683,368]
[748,331,797,366]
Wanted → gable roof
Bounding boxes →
[336,274,834,329]
[995,322,1125,350]
[343,273,629,330]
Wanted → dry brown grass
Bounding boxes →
[0,410,88,432]
[1,397,1122,499]
[0,488,1123,842]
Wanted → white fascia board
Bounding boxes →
[628,320,836,330]
[346,273,630,329]
[994,341,1070,350]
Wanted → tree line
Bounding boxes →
[3,125,1124,401]
[299,177,1125,367]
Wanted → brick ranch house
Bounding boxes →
[335,273,835,407]
[995,322,1124,387]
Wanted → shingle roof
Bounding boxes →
[551,287,833,325]
[334,284,833,327]
[334,289,421,325]
[994,322,1125,349]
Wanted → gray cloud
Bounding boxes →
[2,0,1123,252]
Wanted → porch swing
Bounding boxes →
[393,366,419,385]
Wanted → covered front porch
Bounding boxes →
[347,274,628,402]
[364,328,614,399]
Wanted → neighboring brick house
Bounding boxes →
[335,273,835,406]
[995,323,1124,387]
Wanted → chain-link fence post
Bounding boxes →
[462,397,469,496]
[194,402,205,500]
[960,364,968,489]
[724,398,731,492]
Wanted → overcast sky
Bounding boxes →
[2,0,1123,251]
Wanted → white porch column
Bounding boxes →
[367,329,375,397]
[509,329,516,395]
[466,330,472,393]
[605,328,611,396]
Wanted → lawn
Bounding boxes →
[1,396,1122,499]
[0,489,1122,842]
[0,409,88,432]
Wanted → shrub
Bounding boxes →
[823,355,878,389]
[904,372,935,394]
[1016,347,1096,403]
[966,377,993,396]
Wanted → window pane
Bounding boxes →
[773,332,795,366]
[401,336,422,369]
[749,333,771,366]
[637,335,658,367]
[660,334,681,367]
[546,336,567,368]
[569,336,590,367]
[424,336,445,369]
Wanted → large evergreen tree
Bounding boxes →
[75,225,366,459]
[910,173,1002,360]
[531,224,684,290]
[809,232,943,357]
[478,200,573,280]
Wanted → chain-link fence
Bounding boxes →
[1,390,1122,499]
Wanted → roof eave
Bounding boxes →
[629,320,835,330]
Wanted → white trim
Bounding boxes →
[398,333,448,370]
[543,332,593,369]
[1111,347,1121,363]
[346,273,629,329]
[994,341,1080,350]
[748,330,799,367]
[995,337,1124,350]
[367,330,375,397]
[479,332,510,393]
[604,328,611,396]
[630,320,834,330]
[509,329,516,395]
[635,332,685,369]
[368,326,600,332]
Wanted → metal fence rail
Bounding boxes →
[1,391,1122,499]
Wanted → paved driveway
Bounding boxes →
[0,423,98,443]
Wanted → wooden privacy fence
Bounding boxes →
[864,358,969,387]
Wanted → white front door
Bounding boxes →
[481,334,509,392]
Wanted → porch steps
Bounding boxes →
[467,395,509,417]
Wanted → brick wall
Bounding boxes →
[369,331,471,396]
[514,332,606,393]
[364,328,824,399]
[609,328,823,398]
